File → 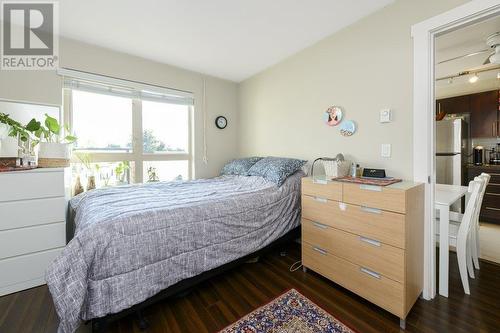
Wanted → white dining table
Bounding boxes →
[435,183,468,297]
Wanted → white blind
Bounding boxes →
[58,68,194,105]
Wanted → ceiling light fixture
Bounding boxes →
[497,72,500,79]
[469,73,479,83]
[447,77,453,84]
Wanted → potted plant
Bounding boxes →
[115,161,130,185]
[0,113,38,158]
[31,114,77,168]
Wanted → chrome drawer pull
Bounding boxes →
[313,246,328,255]
[360,267,381,279]
[360,206,382,214]
[313,196,328,203]
[312,221,328,229]
[360,184,382,192]
[485,207,500,211]
[313,179,328,185]
[359,236,381,247]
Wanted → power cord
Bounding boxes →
[289,260,303,272]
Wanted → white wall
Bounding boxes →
[0,38,238,178]
[238,0,470,179]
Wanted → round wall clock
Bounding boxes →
[340,120,356,136]
[215,116,227,129]
[324,106,343,126]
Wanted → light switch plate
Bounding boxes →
[381,144,391,158]
[380,109,392,123]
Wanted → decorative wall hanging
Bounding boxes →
[340,120,356,136]
[323,106,343,126]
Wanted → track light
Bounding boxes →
[469,73,479,83]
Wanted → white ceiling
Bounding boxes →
[435,16,500,80]
[59,0,394,82]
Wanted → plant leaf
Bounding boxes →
[64,135,77,143]
[44,113,60,135]
[25,118,41,132]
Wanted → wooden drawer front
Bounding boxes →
[485,183,500,194]
[343,183,406,213]
[0,197,65,231]
[0,171,64,202]
[302,178,342,201]
[302,244,404,317]
[483,193,500,209]
[0,248,62,293]
[302,196,405,248]
[0,222,66,260]
[302,219,404,283]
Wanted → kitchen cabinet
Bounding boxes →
[470,90,499,138]
[436,90,499,138]
[467,165,500,225]
[436,95,470,115]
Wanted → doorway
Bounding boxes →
[412,0,500,300]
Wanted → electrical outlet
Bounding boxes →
[380,109,392,123]
[381,144,391,158]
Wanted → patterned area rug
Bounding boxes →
[219,289,357,333]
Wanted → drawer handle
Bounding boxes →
[312,221,328,229]
[359,236,381,247]
[360,184,382,192]
[485,193,500,196]
[485,207,500,211]
[313,196,328,203]
[360,206,382,214]
[313,246,328,255]
[360,267,381,279]
[313,179,328,185]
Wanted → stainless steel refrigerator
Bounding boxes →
[436,117,469,188]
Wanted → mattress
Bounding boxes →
[46,172,303,333]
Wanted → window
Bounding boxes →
[62,69,193,188]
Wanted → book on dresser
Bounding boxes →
[301,176,424,329]
[0,168,69,296]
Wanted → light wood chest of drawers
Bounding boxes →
[301,177,424,327]
[0,168,68,296]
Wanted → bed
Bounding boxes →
[46,170,304,333]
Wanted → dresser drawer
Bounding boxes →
[0,222,66,260]
[302,219,404,282]
[302,243,404,317]
[302,178,342,201]
[343,183,406,213]
[302,195,405,248]
[0,248,62,296]
[0,197,65,231]
[0,170,64,202]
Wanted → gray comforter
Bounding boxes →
[46,172,303,333]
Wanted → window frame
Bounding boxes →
[64,88,194,184]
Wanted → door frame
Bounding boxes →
[411,0,500,300]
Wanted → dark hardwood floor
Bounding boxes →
[1,242,499,333]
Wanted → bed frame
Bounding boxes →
[89,226,301,332]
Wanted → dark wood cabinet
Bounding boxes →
[436,95,470,115]
[436,90,499,138]
[468,166,500,225]
[470,90,499,138]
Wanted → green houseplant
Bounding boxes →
[33,114,77,167]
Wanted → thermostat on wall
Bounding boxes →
[380,109,392,123]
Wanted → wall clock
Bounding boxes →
[215,116,227,129]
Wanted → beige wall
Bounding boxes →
[0,38,238,178]
[238,0,469,179]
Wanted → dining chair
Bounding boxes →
[470,173,490,270]
[436,179,482,295]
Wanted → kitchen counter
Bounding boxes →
[466,164,500,170]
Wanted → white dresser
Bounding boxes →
[0,168,68,296]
